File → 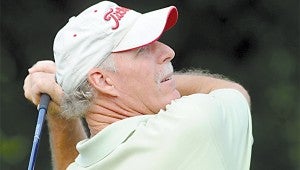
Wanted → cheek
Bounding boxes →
[114,69,154,95]
[115,57,158,93]
[132,62,157,84]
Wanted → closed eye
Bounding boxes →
[137,45,148,54]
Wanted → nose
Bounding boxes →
[153,41,175,64]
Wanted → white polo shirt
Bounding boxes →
[67,89,253,170]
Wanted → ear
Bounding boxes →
[87,68,118,97]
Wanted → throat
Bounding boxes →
[85,109,125,137]
[85,95,148,136]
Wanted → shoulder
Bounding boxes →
[167,88,250,118]
[162,88,251,135]
[164,88,253,145]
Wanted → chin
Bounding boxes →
[170,89,181,101]
[162,90,181,109]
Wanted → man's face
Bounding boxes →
[110,41,181,114]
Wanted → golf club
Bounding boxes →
[28,93,50,170]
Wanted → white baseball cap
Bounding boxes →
[53,1,178,93]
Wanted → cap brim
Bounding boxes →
[112,6,178,52]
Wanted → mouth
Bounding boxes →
[160,73,173,83]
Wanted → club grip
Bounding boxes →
[39,94,50,110]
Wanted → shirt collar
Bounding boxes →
[75,115,151,167]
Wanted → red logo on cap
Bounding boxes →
[104,7,129,30]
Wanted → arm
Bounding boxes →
[47,115,86,170]
[23,60,87,170]
[174,70,251,105]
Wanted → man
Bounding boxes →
[24,1,253,170]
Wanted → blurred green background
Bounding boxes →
[1,0,299,169]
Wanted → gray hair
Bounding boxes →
[60,55,116,119]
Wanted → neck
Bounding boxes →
[85,96,143,137]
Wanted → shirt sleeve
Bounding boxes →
[207,88,253,169]
[150,88,253,169]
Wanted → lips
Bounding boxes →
[158,62,174,84]
[160,73,173,83]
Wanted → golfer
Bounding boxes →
[24,1,253,169]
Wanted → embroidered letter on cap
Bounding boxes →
[104,7,130,30]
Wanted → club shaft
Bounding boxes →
[28,94,50,170]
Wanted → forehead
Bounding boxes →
[109,50,137,70]
[110,41,165,66]
[111,44,147,60]
[111,49,137,61]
